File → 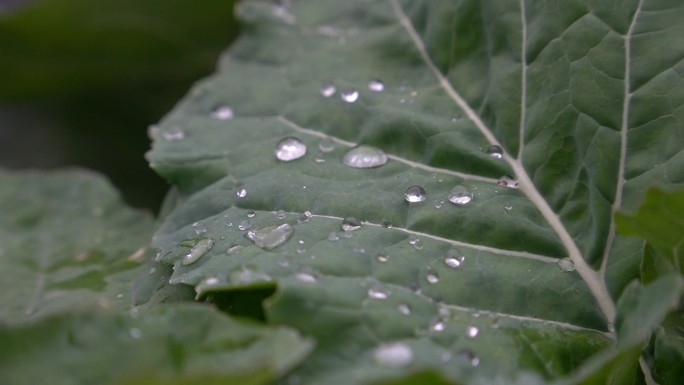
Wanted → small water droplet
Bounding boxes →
[275,137,307,161]
[117,293,124,298]
[182,238,214,266]
[504,203,513,211]
[238,220,251,231]
[374,343,413,368]
[353,245,366,254]
[203,277,220,286]
[297,211,312,223]
[367,285,389,299]
[398,303,411,315]
[557,258,576,272]
[236,187,247,198]
[381,219,393,228]
[444,250,465,269]
[448,185,474,205]
[318,137,336,153]
[487,145,503,159]
[341,89,359,103]
[245,224,295,250]
[246,210,256,218]
[342,146,388,168]
[466,325,479,338]
[129,328,142,339]
[296,271,317,283]
[342,217,362,232]
[426,270,439,284]
[328,232,339,241]
[313,152,326,163]
[458,349,480,366]
[497,176,519,189]
[376,250,389,262]
[431,319,446,332]
[434,200,444,209]
[408,236,423,249]
[192,221,208,235]
[226,244,245,255]
[211,105,234,120]
[162,126,185,141]
[368,79,384,92]
[404,186,427,203]
[320,82,336,98]
[275,210,287,219]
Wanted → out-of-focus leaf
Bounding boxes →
[146,0,684,383]
[0,303,313,385]
[0,169,156,323]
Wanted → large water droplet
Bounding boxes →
[162,126,185,141]
[341,89,359,103]
[557,258,576,272]
[368,79,384,92]
[487,145,503,159]
[342,146,388,168]
[297,211,312,223]
[448,185,474,205]
[236,187,247,198]
[246,224,294,250]
[398,303,411,315]
[408,236,423,249]
[458,349,480,366]
[342,217,362,232]
[275,137,307,161]
[466,325,479,338]
[497,176,519,189]
[374,343,413,368]
[318,137,335,153]
[182,238,214,265]
[211,105,234,120]
[320,82,336,98]
[444,249,465,269]
[404,186,427,203]
[367,285,389,299]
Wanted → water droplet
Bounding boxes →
[203,277,220,286]
[398,303,411,315]
[246,210,256,218]
[129,328,142,339]
[275,210,287,219]
[182,238,214,266]
[448,185,474,205]
[296,271,317,283]
[275,137,307,161]
[557,258,576,272]
[318,137,335,152]
[497,176,519,189]
[245,224,294,250]
[211,105,234,120]
[504,203,513,211]
[487,145,503,159]
[297,211,312,223]
[444,250,465,269]
[434,200,444,209]
[408,236,423,249]
[458,349,480,366]
[431,319,446,332]
[342,217,362,232]
[192,221,207,235]
[162,126,185,141]
[236,187,247,198]
[367,285,389,299]
[117,293,124,298]
[466,325,479,338]
[374,343,413,368]
[404,186,427,203]
[376,250,389,262]
[381,219,393,228]
[426,270,439,284]
[342,146,388,168]
[353,245,366,254]
[341,89,359,103]
[368,79,384,92]
[320,82,336,98]
[238,220,251,231]
[226,244,245,255]
[313,152,326,163]
[328,232,339,241]
[231,268,271,285]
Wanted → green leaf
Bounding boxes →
[147,0,684,383]
[0,303,313,385]
[0,169,157,323]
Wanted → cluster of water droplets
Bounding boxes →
[402,184,475,206]
[319,79,385,103]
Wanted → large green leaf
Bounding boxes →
[147,0,684,383]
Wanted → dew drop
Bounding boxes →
[236,187,247,198]
[368,79,384,92]
[226,244,245,255]
[434,200,444,209]
[367,285,389,300]
[318,137,335,153]
[296,271,317,283]
[328,232,339,241]
[497,176,519,189]
[245,224,294,250]
[203,277,220,286]
[192,221,207,235]
[408,236,423,249]
[504,203,513,211]
[466,325,479,338]
[320,82,336,98]
[297,211,312,223]
[342,146,388,168]
[342,217,362,232]
[246,210,256,218]
[381,219,393,228]
[162,126,185,141]
[211,105,234,120]
[313,152,326,163]
[398,303,411,315]
[431,319,446,332]
[275,210,287,219]
[376,250,389,263]
[404,185,427,203]
[448,185,474,205]
[182,238,214,266]
[557,258,576,272]
[444,249,465,269]
[275,137,307,161]
[374,343,413,368]
[487,145,503,159]
[426,270,439,284]
[341,89,359,103]
[238,220,251,231]
[458,349,480,366]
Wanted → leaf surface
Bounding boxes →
[147,0,684,383]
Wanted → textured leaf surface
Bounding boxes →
[148,0,684,383]
[0,303,312,385]
[0,169,156,323]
